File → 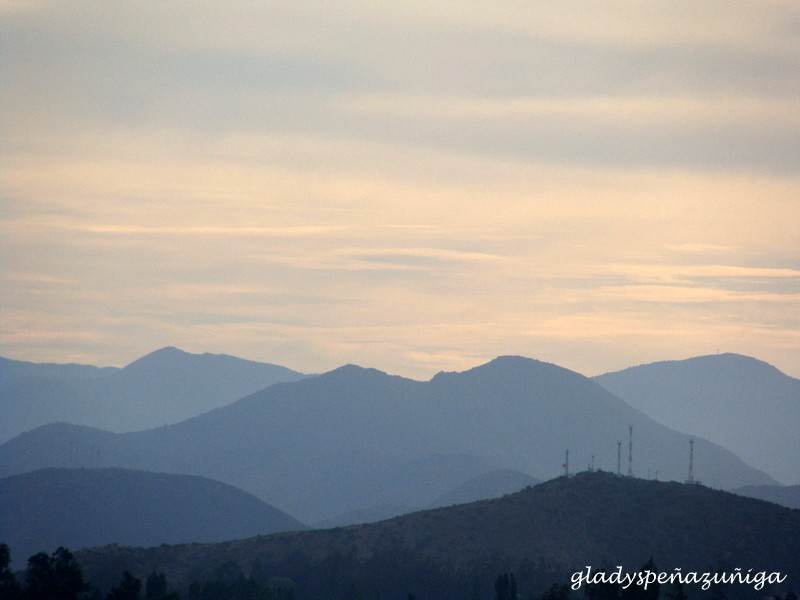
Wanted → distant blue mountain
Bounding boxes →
[0,467,305,566]
[428,468,540,508]
[733,483,800,509]
[0,347,307,441]
[0,356,774,523]
[315,468,541,528]
[594,353,800,484]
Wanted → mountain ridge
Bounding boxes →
[75,472,800,599]
[734,483,800,509]
[0,467,306,567]
[0,355,775,523]
[594,352,800,484]
[0,347,307,441]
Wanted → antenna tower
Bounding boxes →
[563,449,570,477]
[687,438,695,484]
[627,424,633,477]
[617,440,622,475]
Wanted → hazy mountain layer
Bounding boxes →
[0,467,305,565]
[0,347,306,441]
[734,483,800,509]
[315,468,541,527]
[428,468,539,508]
[0,356,775,522]
[76,473,800,599]
[594,353,800,484]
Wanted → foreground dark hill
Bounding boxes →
[734,483,800,509]
[77,472,800,599]
[0,347,306,441]
[0,357,774,523]
[594,353,800,484]
[0,468,305,565]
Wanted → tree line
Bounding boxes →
[1,544,797,600]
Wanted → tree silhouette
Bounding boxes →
[106,572,141,600]
[622,559,659,600]
[585,576,620,600]
[541,583,571,600]
[144,572,169,600]
[495,573,510,600]
[187,580,201,600]
[495,572,518,600]
[24,547,88,600]
[665,581,688,600]
[0,544,22,600]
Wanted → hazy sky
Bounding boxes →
[2,1,799,379]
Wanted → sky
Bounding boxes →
[1,1,799,380]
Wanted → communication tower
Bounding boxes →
[627,425,634,477]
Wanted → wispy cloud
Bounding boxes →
[596,285,800,304]
[82,224,341,236]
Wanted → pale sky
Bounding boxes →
[2,1,799,379]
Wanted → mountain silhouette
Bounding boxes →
[594,353,800,484]
[75,472,800,599]
[315,468,541,527]
[428,468,540,508]
[0,356,775,523]
[0,467,305,567]
[0,347,306,441]
[733,483,800,509]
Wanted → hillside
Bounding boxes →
[0,468,305,566]
[76,472,800,600]
[734,483,800,509]
[0,356,774,523]
[594,353,800,484]
[0,347,306,441]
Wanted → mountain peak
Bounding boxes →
[431,355,574,384]
[123,346,191,370]
[690,352,788,377]
[319,363,396,382]
[593,352,799,484]
[600,352,787,380]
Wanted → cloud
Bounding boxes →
[1,2,799,379]
[596,285,800,305]
[4,3,799,174]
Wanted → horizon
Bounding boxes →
[2,345,794,382]
[3,3,799,381]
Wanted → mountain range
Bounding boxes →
[0,467,305,567]
[75,472,800,600]
[0,356,774,523]
[0,347,306,441]
[594,353,800,484]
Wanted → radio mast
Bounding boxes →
[627,425,633,477]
